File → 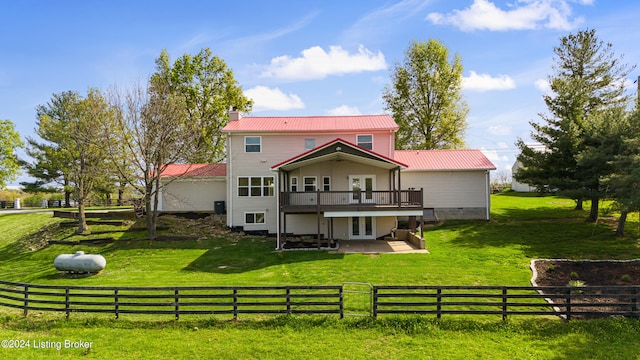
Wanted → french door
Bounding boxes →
[349,175,375,203]
[350,216,375,239]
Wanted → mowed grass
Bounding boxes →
[1,193,640,359]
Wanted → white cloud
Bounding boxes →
[463,71,516,91]
[427,0,585,32]
[481,148,509,163]
[326,105,362,116]
[487,125,512,136]
[244,86,305,111]
[534,78,552,94]
[261,45,387,80]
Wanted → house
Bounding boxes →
[217,110,495,249]
[511,160,536,192]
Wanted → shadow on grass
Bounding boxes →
[182,238,345,274]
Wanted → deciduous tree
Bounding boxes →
[383,39,468,150]
[0,119,23,188]
[152,48,252,162]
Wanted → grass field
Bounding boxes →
[1,193,640,359]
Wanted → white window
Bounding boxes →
[238,176,274,197]
[322,176,331,191]
[245,136,261,153]
[290,176,298,192]
[303,176,317,192]
[305,139,315,150]
[245,212,265,224]
[357,134,373,150]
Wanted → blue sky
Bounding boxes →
[2,0,639,185]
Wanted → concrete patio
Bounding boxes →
[334,240,429,254]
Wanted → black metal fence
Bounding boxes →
[0,281,343,320]
[2,281,640,321]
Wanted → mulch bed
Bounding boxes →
[532,259,640,318]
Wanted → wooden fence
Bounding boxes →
[2,281,640,320]
[0,281,343,320]
[373,285,640,320]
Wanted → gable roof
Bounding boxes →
[160,163,226,178]
[271,138,407,172]
[222,114,398,133]
[394,150,496,171]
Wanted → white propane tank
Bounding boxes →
[54,251,106,273]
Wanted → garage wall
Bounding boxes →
[161,177,226,212]
[401,170,489,220]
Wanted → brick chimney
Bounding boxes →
[229,107,241,121]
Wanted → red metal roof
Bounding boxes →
[222,114,398,132]
[160,163,226,178]
[394,150,496,171]
[271,138,407,171]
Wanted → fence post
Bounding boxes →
[23,285,28,317]
[565,288,572,321]
[436,288,442,319]
[372,286,378,318]
[502,287,507,321]
[174,289,179,321]
[339,286,344,319]
[286,286,291,315]
[632,288,638,318]
[114,289,119,320]
[233,288,238,320]
[65,288,70,318]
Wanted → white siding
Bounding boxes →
[511,160,536,192]
[161,178,226,212]
[402,171,489,208]
[285,215,396,240]
[227,132,396,232]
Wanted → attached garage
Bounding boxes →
[158,163,227,213]
[394,150,496,220]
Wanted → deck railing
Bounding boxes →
[280,189,422,211]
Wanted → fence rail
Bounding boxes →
[2,281,640,321]
[373,285,640,320]
[0,281,343,320]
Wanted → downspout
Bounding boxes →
[227,136,233,228]
[276,169,281,250]
[485,170,490,221]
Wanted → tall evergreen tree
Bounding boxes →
[516,29,635,221]
[603,106,640,236]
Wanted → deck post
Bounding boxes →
[317,189,321,249]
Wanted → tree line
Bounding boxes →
[11,48,253,237]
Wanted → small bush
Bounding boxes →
[568,280,585,287]
[570,271,579,280]
[621,274,632,282]
[546,264,555,272]
[568,280,586,293]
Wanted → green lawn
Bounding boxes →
[1,193,640,359]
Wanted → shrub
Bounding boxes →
[568,280,586,294]
[570,271,579,280]
[621,274,632,282]
[546,264,555,272]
